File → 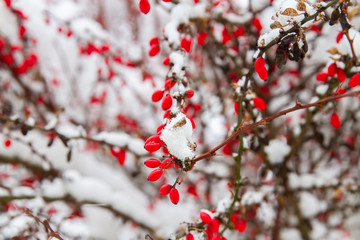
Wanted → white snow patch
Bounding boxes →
[160,113,195,160]
[264,138,291,164]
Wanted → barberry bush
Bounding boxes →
[0,0,360,239]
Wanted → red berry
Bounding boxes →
[162,0,171,2]
[163,57,170,66]
[160,158,173,169]
[159,184,172,195]
[169,188,179,204]
[117,149,126,166]
[186,233,194,240]
[148,169,163,182]
[336,68,346,82]
[253,97,267,111]
[149,45,160,57]
[197,32,207,45]
[316,72,329,82]
[237,218,247,233]
[19,25,26,38]
[163,110,172,119]
[162,95,173,110]
[149,37,159,46]
[200,211,212,224]
[330,113,341,129]
[144,158,161,168]
[151,90,164,102]
[186,89,194,98]
[145,135,161,145]
[4,139,11,148]
[327,63,337,76]
[254,57,266,74]
[144,143,161,152]
[252,17,262,33]
[234,101,239,115]
[336,31,343,43]
[4,0,11,7]
[233,26,245,37]
[188,116,195,129]
[181,37,192,52]
[139,0,150,14]
[349,73,360,88]
[156,124,165,135]
[258,70,268,80]
[164,78,176,89]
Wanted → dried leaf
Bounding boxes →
[297,2,306,12]
[270,21,283,29]
[230,83,239,89]
[173,117,186,129]
[281,8,301,16]
[327,47,342,55]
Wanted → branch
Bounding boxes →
[193,90,360,162]
[256,0,339,57]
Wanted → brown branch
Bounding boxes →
[24,208,65,240]
[193,90,360,162]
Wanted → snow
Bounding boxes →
[299,191,326,218]
[160,113,195,160]
[264,138,291,164]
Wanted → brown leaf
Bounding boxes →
[281,8,301,16]
[297,2,306,12]
[270,21,283,29]
[327,47,342,55]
